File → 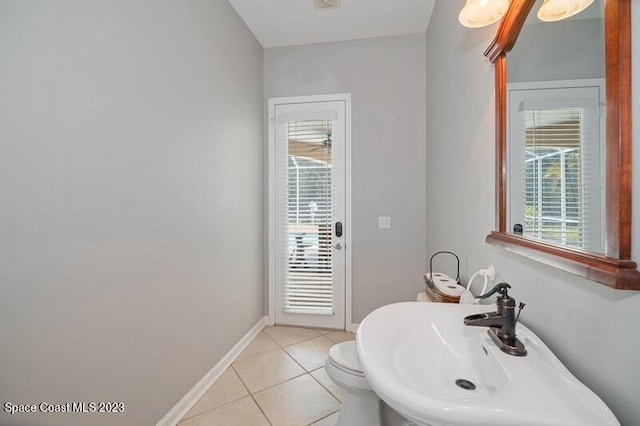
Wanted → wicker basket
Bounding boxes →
[423,251,462,303]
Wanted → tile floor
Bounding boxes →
[178,326,355,426]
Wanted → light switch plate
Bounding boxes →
[378,216,391,229]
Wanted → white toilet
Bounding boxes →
[325,341,382,426]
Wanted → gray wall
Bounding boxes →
[264,35,427,324]
[426,1,640,425]
[0,1,264,425]
[509,18,605,83]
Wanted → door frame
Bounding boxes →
[267,93,352,331]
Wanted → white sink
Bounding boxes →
[356,302,619,426]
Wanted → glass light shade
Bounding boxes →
[458,0,510,28]
[537,0,594,22]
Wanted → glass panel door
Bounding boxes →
[273,100,347,329]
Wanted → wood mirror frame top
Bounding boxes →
[484,0,640,290]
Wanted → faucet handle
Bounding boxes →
[515,302,525,325]
[476,282,511,300]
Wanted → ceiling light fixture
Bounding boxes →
[458,0,510,28]
[314,0,340,10]
[537,0,594,22]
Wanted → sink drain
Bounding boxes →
[455,379,476,391]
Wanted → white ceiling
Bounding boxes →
[228,0,436,48]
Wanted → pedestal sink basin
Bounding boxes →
[356,302,619,426]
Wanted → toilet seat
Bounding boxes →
[328,341,365,377]
[326,341,381,426]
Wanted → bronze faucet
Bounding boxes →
[463,282,527,356]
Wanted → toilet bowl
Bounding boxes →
[325,341,382,426]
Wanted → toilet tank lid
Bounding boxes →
[329,341,362,373]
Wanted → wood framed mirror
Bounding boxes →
[484,0,640,290]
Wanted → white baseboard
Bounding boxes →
[269,317,357,333]
[156,316,269,426]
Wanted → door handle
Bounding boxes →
[335,221,343,237]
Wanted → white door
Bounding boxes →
[269,95,350,329]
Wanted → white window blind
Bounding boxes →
[509,82,604,253]
[522,107,591,248]
[280,119,334,315]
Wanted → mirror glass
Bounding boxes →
[505,0,606,254]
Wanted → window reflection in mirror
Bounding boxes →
[506,0,605,253]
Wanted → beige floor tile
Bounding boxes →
[178,397,268,426]
[235,331,279,362]
[310,367,345,401]
[263,325,322,347]
[253,374,340,426]
[311,411,339,426]
[183,368,249,419]
[325,331,356,344]
[284,335,334,371]
[315,328,336,335]
[233,349,305,393]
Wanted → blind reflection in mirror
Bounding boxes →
[506,0,605,253]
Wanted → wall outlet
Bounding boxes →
[485,265,496,281]
[378,216,391,229]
